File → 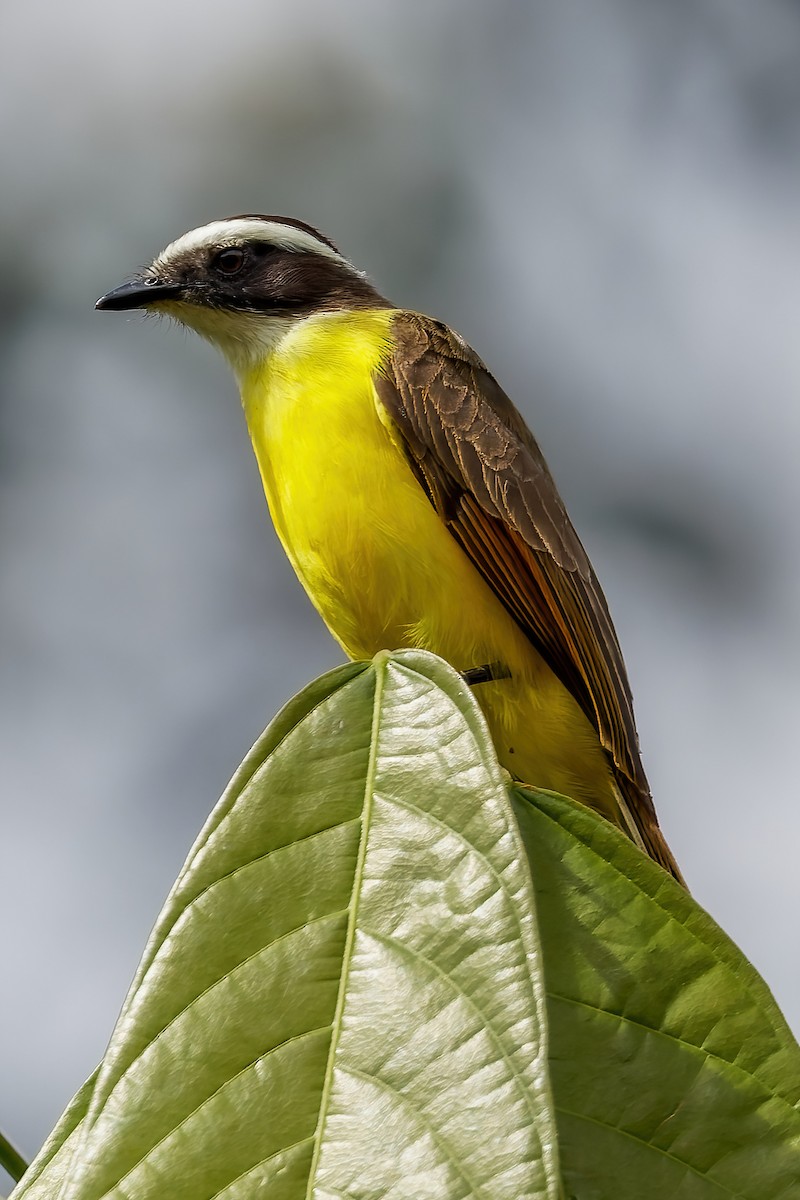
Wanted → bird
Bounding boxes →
[96,214,684,884]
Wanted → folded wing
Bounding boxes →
[374,311,683,882]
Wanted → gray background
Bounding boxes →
[2,0,799,1176]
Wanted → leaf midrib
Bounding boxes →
[303,660,386,1197]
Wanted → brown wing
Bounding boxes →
[375,311,682,881]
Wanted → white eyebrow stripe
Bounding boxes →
[156,219,349,267]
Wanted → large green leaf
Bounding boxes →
[513,786,800,1198]
[13,651,560,1200]
[10,651,800,1199]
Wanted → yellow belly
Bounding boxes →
[239,309,616,813]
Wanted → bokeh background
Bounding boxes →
[3,0,800,1175]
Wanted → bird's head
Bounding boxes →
[96,215,388,368]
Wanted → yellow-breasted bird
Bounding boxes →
[96,215,684,884]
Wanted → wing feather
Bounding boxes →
[374,311,682,877]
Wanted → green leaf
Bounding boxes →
[13,651,560,1200]
[513,785,800,1198]
[12,652,800,1199]
[0,1130,28,1185]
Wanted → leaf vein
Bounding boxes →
[92,908,347,1141]
[95,1025,332,1200]
[556,1104,748,1198]
[206,1134,314,1200]
[339,1063,495,1200]
[550,992,800,1120]
[363,926,543,1130]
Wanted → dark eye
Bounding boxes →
[213,247,246,275]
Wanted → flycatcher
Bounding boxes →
[97,215,683,884]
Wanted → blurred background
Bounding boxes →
[2,0,800,1175]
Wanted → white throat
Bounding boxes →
[161,300,299,375]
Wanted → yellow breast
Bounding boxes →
[240,309,408,653]
[238,308,615,812]
[240,307,507,662]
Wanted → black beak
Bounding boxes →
[95,279,184,312]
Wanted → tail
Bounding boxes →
[612,774,687,889]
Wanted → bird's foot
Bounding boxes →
[461,661,511,686]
